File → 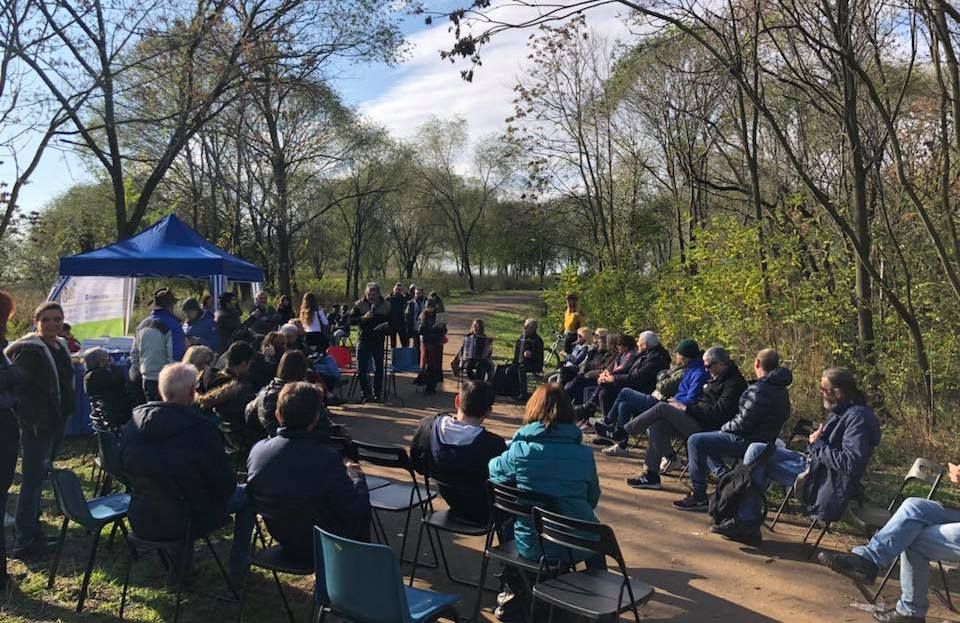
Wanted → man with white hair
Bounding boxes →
[582,331,669,438]
[120,363,254,584]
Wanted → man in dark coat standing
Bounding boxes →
[386,283,408,350]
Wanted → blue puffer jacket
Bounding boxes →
[183,310,220,352]
[801,401,881,522]
[488,422,600,562]
[721,367,793,443]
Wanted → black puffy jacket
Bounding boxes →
[613,344,670,394]
[721,367,793,443]
[685,363,748,431]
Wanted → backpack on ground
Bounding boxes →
[708,442,777,526]
[492,362,525,398]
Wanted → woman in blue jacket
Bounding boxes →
[488,382,601,563]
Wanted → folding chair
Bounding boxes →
[765,420,815,532]
[409,472,494,590]
[327,436,390,491]
[327,346,359,398]
[471,481,555,623]
[47,469,130,613]
[847,458,953,609]
[239,493,318,623]
[530,507,655,623]
[119,476,239,622]
[315,527,460,623]
[353,441,437,565]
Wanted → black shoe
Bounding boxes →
[711,519,762,545]
[593,420,613,437]
[359,393,371,404]
[816,551,879,584]
[873,609,925,623]
[672,494,708,512]
[626,472,661,489]
[574,404,595,421]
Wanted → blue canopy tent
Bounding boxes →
[49,214,265,335]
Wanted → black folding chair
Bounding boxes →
[119,476,239,622]
[353,441,437,565]
[848,458,953,610]
[766,419,815,531]
[47,469,130,613]
[239,492,318,623]
[471,481,554,623]
[409,472,495,590]
[530,507,655,623]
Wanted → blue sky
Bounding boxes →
[13,1,628,215]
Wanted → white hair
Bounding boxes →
[638,331,659,347]
[159,363,198,404]
[280,324,299,337]
[524,318,538,331]
[82,347,110,369]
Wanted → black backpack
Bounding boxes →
[492,362,525,398]
[708,442,777,526]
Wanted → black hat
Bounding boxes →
[674,338,701,360]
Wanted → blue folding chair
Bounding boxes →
[314,527,460,623]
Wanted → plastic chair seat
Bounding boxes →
[532,568,655,618]
[404,585,460,623]
[250,545,314,575]
[88,493,131,523]
[365,476,391,491]
[424,510,487,536]
[848,505,893,531]
[369,483,434,511]
[486,539,542,572]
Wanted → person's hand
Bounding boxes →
[809,423,824,445]
[345,461,364,480]
[949,462,960,484]
[523,350,532,358]
[667,399,686,412]
[363,311,374,320]
[652,390,663,401]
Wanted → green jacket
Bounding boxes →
[488,421,600,562]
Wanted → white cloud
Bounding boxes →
[359,2,633,147]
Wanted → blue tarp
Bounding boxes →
[58,214,264,282]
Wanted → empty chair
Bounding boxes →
[353,441,436,564]
[471,481,555,623]
[315,526,460,623]
[47,469,130,613]
[327,346,359,398]
[530,507,655,623]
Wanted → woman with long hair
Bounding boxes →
[0,291,23,587]
[299,292,329,352]
[415,291,447,394]
[276,295,294,323]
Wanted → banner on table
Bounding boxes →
[54,276,130,339]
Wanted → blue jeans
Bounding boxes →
[604,389,658,432]
[852,498,960,618]
[357,337,385,397]
[14,423,65,548]
[226,485,254,575]
[687,431,750,500]
[737,443,807,523]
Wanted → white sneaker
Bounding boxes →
[602,444,630,457]
[660,454,679,474]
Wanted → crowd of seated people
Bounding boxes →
[5,280,946,623]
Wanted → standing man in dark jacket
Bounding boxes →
[246,291,280,337]
[0,291,25,582]
[673,349,791,513]
[6,302,75,559]
[348,282,391,402]
[216,292,243,351]
[386,283,408,350]
[247,382,371,558]
[716,367,880,544]
[406,287,427,361]
[120,363,253,583]
[409,380,506,524]
[182,298,220,352]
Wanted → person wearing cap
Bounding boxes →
[182,297,220,352]
[624,342,747,493]
[130,288,186,402]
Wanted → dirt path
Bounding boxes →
[333,292,948,623]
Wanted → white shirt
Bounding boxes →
[304,308,328,333]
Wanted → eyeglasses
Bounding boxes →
[819,385,832,395]
[703,361,718,369]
